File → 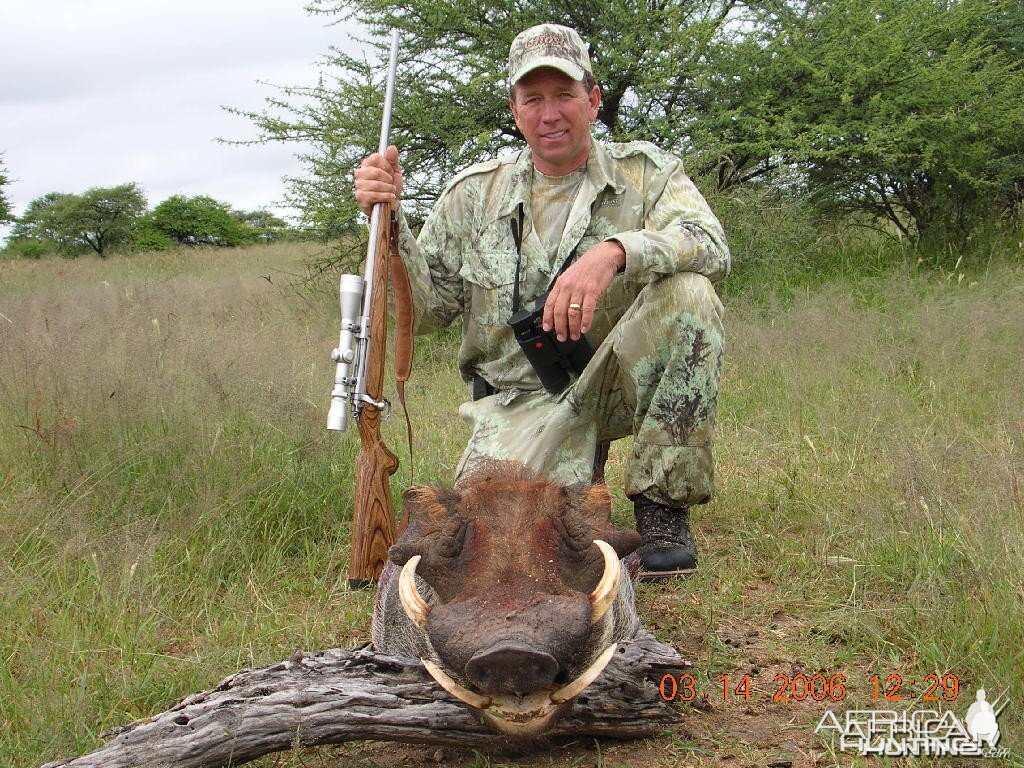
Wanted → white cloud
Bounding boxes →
[1,0,373,239]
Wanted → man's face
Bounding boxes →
[509,68,600,176]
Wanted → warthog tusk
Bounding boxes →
[398,555,430,629]
[422,643,617,733]
[421,658,492,709]
[423,644,616,733]
[550,642,618,704]
[589,539,620,624]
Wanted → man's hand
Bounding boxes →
[354,145,403,217]
[542,240,626,342]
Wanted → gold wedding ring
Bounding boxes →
[568,303,583,313]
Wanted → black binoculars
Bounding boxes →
[507,291,593,395]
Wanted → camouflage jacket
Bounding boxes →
[395,138,730,393]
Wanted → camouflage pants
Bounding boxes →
[455,272,725,508]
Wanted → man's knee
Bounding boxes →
[643,271,724,326]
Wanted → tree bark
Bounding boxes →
[42,632,686,768]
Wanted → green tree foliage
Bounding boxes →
[240,0,1023,246]
[237,0,748,236]
[6,188,285,256]
[148,195,255,246]
[3,238,50,259]
[699,0,1024,240]
[232,209,290,242]
[130,216,175,252]
[8,193,68,255]
[10,184,147,257]
[10,193,72,253]
[75,184,149,255]
[0,155,13,224]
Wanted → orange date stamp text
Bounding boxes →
[659,672,962,704]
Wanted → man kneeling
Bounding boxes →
[355,24,729,580]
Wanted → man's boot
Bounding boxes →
[632,494,698,582]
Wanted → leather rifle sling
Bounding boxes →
[388,214,415,519]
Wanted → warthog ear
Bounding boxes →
[562,483,613,526]
[561,482,641,558]
[401,486,462,522]
[561,483,614,548]
[390,486,462,565]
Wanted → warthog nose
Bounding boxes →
[465,642,559,695]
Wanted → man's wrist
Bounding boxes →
[605,238,627,274]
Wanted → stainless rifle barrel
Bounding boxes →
[352,29,401,412]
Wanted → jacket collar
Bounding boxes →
[494,138,627,220]
[586,138,629,198]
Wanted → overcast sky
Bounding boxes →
[1,0,367,239]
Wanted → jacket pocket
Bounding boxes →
[459,252,519,327]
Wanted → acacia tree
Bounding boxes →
[236,0,754,238]
[11,184,147,256]
[693,0,1024,240]
[0,155,13,224]
[9,193,72,253]
[74,183,148,255]
[148,195,255,246]
[232,209,290,241]
[239,0,1023,245]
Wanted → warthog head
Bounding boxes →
[372,462,642,736]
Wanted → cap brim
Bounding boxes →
[510,57,586,86]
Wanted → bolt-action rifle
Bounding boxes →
[327,31,412,588]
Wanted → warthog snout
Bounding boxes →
[466,642,559,695]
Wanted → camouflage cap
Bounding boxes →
[508,24,592,87]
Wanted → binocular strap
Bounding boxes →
[510,203,580,315]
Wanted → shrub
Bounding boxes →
[2,237,52,259]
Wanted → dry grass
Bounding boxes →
[715,268,1024,643]
[0,242,1021,766]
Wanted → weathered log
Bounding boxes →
[42,632,685,768]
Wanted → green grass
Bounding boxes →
[1,234,1021,766]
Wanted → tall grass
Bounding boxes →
[0,243,453,763]
[1,232,1021,766]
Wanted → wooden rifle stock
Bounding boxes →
[348,206,400,588]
